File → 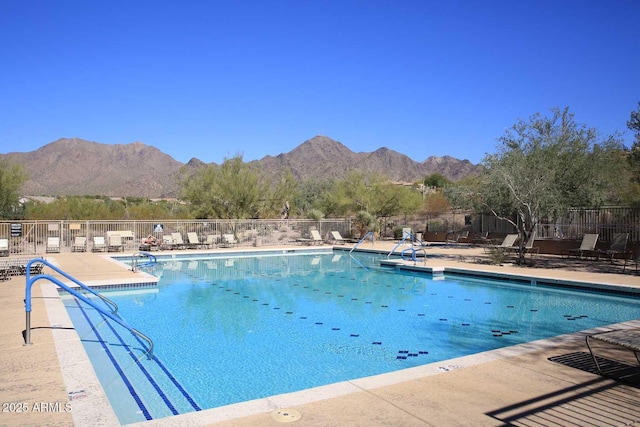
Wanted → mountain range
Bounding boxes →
[1,135,482,198]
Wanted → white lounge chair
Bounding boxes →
[72,236,87,252]
[205,235,217,248]
[46,237,60,253]
[0,239,8,257]
[187,232,206,249]
[171,232,187,249]
[107,235,124,252]
[93,236,107,252]
[220,234,237,247]
[310,229,323,245]
[327,231,346,245]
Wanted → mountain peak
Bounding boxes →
[1,136,481,197]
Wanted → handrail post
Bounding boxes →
[24,311,32,346]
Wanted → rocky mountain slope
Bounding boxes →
[1,136,482,197]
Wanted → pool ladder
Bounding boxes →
[132,251,157,272]
[24,258,154,358]
[350,231,375,253]
[388,231,427,264]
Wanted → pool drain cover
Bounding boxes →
[270,409,302,423]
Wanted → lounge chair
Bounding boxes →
[187,232,206,249]
[220,234,237,248]
[72,236,87,252]
[484,234,518,254]
[46,237,60,253]
[171,232,187,249]
[598,233,630,264]
[310,229,323,245]
[472,231,490,245]
[586,328,640,376]
[505,231,539,257]
[205,234,217,248]
[326,231,346,245]
[562,233,599,259]
[624,250,639,274]
[0,239,8,257]
[446,230,469,244]
[92,236,107,252]
[107,235,124,252]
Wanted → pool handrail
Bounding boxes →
[131,251,157,272]
[26,257,118,314]
[388,231,427,259]
[24,258,154,359]
[350,231,375,253]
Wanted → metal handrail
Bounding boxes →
[24,258,153,358]
[388,231,427,259]
[131,251,156,272]
[25,257,118,314]
[350,231,375,253]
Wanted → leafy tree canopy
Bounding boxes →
[180,155,297,219]
[472,107,624,261]
[0,160,26,219]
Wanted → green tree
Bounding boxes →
[0,160,26,219]
[423,173,451,188]
[180,155,271,219]
[627,102,640,185]
[267,169,299,219]
[478,107,623,263]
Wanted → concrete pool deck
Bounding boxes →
[1,242,639,426]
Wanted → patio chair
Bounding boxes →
[586,328,640,376]
[107,235,124,252]
[505,231,539,257]
[0,239,9,257]
[326,231,346,245]
[484,234,518,254]
[562,234,599,259]
[623,250,639,274]
[72,236,87,252]
[472,232,490,245]
[187,232,206,249]
[310,229,323,245]
[46,237,60,253]
[220,234,238,248]
[171,232,188,249]
[446,230,469,244]
[205,234,217,249]
[92,236,107,252]
[598,233,630,264]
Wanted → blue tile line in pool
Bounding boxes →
[71,298,200,420]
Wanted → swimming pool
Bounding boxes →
[62,251,640,424]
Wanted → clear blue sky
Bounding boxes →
[1,0,639,165]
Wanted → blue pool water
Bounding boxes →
[63,251,640,424]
